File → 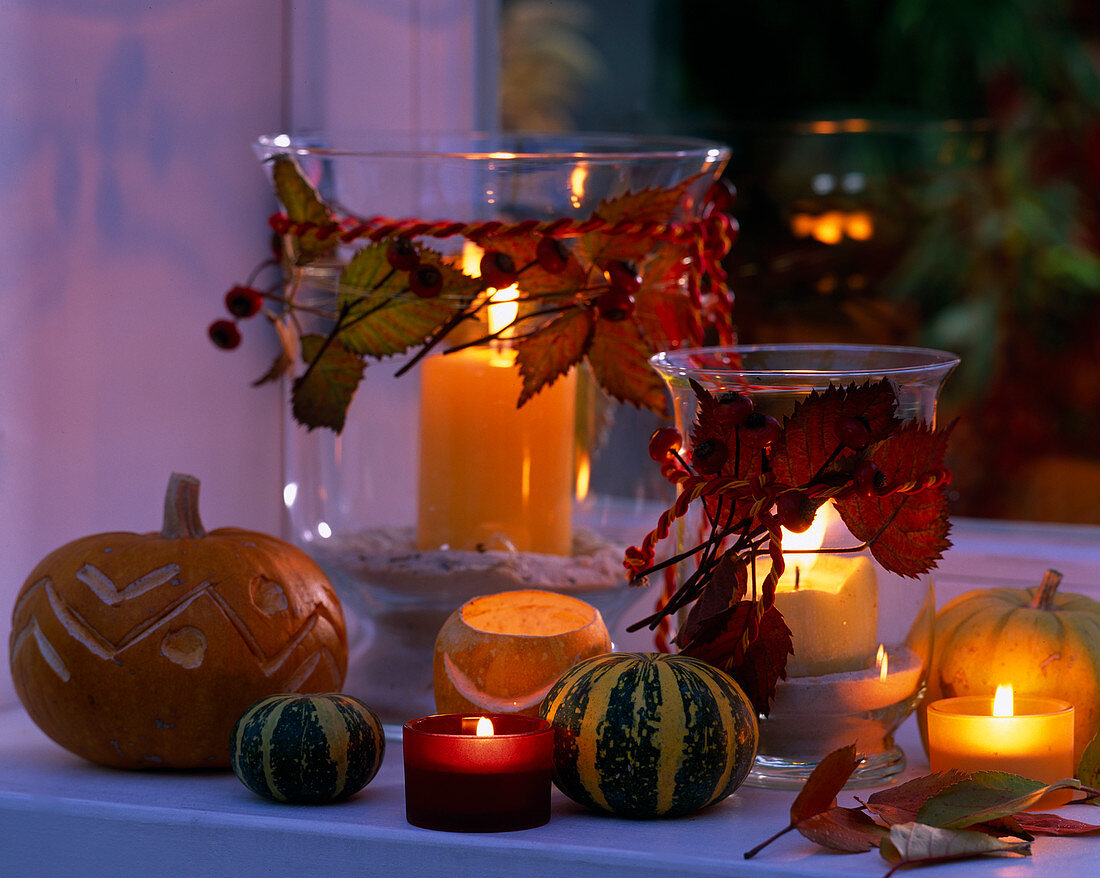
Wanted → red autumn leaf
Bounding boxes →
[632,246,706,351]
[678,600,792,716]
[744,743,862,859]
[674,552,748,648]
[577,178,700,266]
[865,769,973,825]
[586,317,669,415]
[1010,812,1100,836]
[770,380,900,489]
[514,306,595,405]
[466,229,590,298]
[685,380,767,524]
[796,806,889,853]
[599,177,702,225]
[791,743,862,823]
[835,420,953,577]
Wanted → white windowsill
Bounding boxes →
[3,518,1098,878]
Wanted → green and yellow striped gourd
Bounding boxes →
[539,652,758,818]
[231,693,384,803]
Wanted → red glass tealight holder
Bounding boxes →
[402,713,554,832]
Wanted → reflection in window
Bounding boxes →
[500,1,1100,525]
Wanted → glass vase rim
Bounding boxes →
[650,343,961,381]
[927,694,1074,718]
[254,130,731,163]
[403,713,552,738]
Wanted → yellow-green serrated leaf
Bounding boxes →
[291,334,365,432]
[1078,732,1100,791]
[337,245,479,358]
[880,822,1030,873]
[271,155,337,260]
[916,773,1083,829]
[586,318,669,416]
[515,306,595,405]
[272,155,333,224]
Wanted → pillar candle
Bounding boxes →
[773,554,879,676]
[417,347,575,555]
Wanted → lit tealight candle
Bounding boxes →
[771,503,879,676]
[402,713,554,831]
[927,685,1075,808]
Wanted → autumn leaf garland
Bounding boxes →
[219,153,736,432]
[624,378,954,716]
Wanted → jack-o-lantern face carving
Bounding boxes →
[8,474,347,769]
[433,589,610,716]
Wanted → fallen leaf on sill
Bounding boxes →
[880,822,1031,877]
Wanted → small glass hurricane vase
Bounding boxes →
[649,344,959,788]
[253,132,731,727]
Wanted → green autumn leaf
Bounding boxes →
[515,306,595,406]
[880,822,1031,876]
[291,334,365,432]
[337,243,479,358]
[1077,731,1100,794]
[865,769,974,825]
[916,772,1084,829]
[271,155,337,261]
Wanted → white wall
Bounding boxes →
[0,0,495,710]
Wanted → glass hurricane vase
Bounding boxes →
[253,132,731,727]
[650,344,959,788]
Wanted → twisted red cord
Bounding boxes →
[268,210,733,267]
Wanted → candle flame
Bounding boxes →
[461,241,519,338]
[876,644,888,681]
[993,684,1014,717]
[475,716,494,737]
[487,284,519,337]
[780,501,835,579]
[570,164,588,208]
[575,450,591,502]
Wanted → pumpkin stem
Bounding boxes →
[162,473,207,539]
[1030,568,1063,610]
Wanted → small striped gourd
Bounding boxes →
[540,652,758,818]
[231,693,384,803]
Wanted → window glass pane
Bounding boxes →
[501,0,1100,525]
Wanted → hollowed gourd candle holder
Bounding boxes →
[433,589,611,717]
[648,344,959,788]
[252,132,732,726]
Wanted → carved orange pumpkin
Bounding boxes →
[433,589,611,716]
[8,473,347,769]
